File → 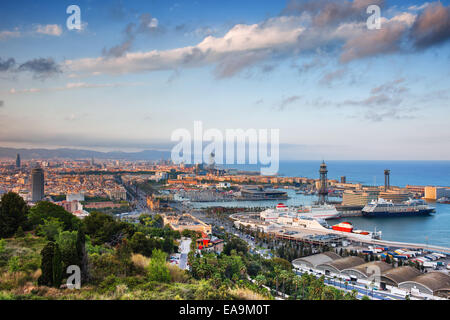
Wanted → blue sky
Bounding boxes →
[0,0,449,160]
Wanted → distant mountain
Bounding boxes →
[0,147,171,161]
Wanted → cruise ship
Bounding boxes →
[362,198,435,217]
[260,203,340,221]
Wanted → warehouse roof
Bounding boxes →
[342,261,393,278]
[400,272,450,293]
[381,266,422,285]
[292,251,341,268]
[318,256,365,272]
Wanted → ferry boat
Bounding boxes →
[286,217,381,240]
[331,221,381,239]
[332,221,353,232]
[260,203,340,220]
[362,198,435,217]
[437,197,450,204]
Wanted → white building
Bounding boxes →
[66,192,85,202]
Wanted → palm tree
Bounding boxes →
[255,274,266,287]
[279,270,290,297]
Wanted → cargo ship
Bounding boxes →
[260,203,340,221]
[362,198,435,217]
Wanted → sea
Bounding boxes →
[193,161,450,248]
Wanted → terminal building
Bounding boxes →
[291,251,341,271]
[424,186,450,200]
[379,266,421,288]
[378,190,411,203]
[341,261,393,282]
[342,190,378,206]
[293,252,450,299]
[315,256,365,277]
[398,272,450,298]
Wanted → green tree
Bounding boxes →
[15,226,25,238]
[129,232,152,256]
[271,257,292,271]
[8,256,21,273]
[83,211,134,245]
[0,239,5,254]
[37,218,63,241]
[255,274,266,287]
[76,227,89,283]
[29,201,80,231]
[162,237,174,254]
[115,239,133,276]
[148,249,171,283]
[247,261,262,277]
[0,192,29,238]
[38,242,56,287]
[56,231,79,270]
[223,237,248,255]
[52,243,63,288]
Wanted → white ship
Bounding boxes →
[362,198,435,217]
[275,216,382,240]
[260,203,340,221]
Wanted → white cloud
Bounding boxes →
[66,16,307,77]
[35,24,63,36]
[389,12,417,27]
[7,82,145,94]
[64,4,447,77]
[408,2,430,11]
[148,18,158,29]
[0,29,20,40]
[9,88,40,94]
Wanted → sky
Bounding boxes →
[0,0,449,160]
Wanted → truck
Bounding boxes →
[423,261,437,268]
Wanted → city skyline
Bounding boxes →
[1,0,450,160]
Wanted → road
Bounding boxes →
[179,238,192,270]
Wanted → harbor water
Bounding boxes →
[197,161,450,248]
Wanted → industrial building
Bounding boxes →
[380,266,422,288]
[315,256,365,276]
[341,261,393,282]
[398,272,450,298]
[424,186,450,200]
[378,190,411,203]
[342,190,378,206]
[292,252,450,299]
[292,251,341,270]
